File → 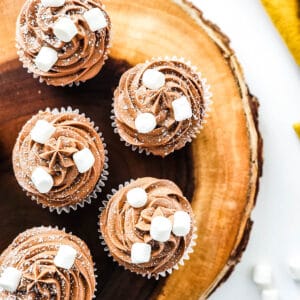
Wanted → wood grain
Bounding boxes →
[0,0,262,299]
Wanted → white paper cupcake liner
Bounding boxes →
[25,106,109,214]
[111,56,213,156]
[97,179,197,280]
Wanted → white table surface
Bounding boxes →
[191,0,300,299]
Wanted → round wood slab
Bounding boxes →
[0,0,262,299]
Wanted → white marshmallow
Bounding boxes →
[135,112,156,133]
[252,264,273,288]
[150,216,172,242]
[0,267,22,293]
[53,17,78,42]
[172,211,191,237]
[172,96,193,121]
[288,257,300,280]
[142,69,165,90]
[35,46,58,72]
[41,0,65,7]
[31,167,54,194]
[30,120,55,144]
[54,245,77,269]
[131,243,151,264]
[83,8,107,32]
[127,187,148,208]
[261,289,279,300]
[73,148,95,173]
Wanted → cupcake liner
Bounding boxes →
[97,179,197,280]
[111,56,213,156]
[25,106,109,214]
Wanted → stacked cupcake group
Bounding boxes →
[0,0,212,298]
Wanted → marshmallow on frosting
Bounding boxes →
[35,46,58,72]
[288,257,300,281]
[0,267,22,293]
[252,264,273,288]
[84,8,107,32]
[31,167,54,194]
[142,69,165,90]
[30,119,55,144]
[172,211,191,237]
[261,289,279,300]
[131,243,151,264]
[53,17,78,43]
[135,112,156,134]
[172,96,193,121]
[126,187,148,208]
[150,216,172,242]
[41,0,65,7]
[54,245,77,270]
[73,148,95,173]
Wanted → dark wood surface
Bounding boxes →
[0,58,195,300]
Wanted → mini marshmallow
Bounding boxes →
[54,245,77,269]
[41,0,65,7]
[131,243,151,264]
[83,8,107,32]
[252,264,272,288]
[172,211,191,237]
[261,289,279,300]
[30,120,55,144]
[172,96,193,121]
[31,167,54,194]
[53,17,78,42]
[127,187,148,208]
[142,69,165,90]
[134,112,156,133]
[0,267,22,293]
[150,216,172,242]
[288,257,300,280]
[35,46,58,72]
[73,148,95,173]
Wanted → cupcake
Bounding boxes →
[12,107,108,213]
[99,177,196,279]
[0,227,96,299]
[112,57,212,157]
[16,0,111,86]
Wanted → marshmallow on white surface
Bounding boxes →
[131,243,151,264]
[172,211,191,237]
[127,187,148,208]
[261,289,279,300]
[135,112,156,133]
[150,216,172,242]
[30,120,55,144]
[252,264,273,288]
[35,46,58,72]
[0,267,22,293]
[73,148,95,173]
[31,167,54,194]
[288,257,300,280]
[142,69,165,90]
[41,0,65,7]
[54,245,77,269]
[83,8,107,32]
[53,17,78,42]
[172,96,193,121]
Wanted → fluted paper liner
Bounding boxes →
[97,179,197,280]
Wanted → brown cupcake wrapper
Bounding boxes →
[111,56,212,156]
[97,179,197,280]
[25,106,109,214]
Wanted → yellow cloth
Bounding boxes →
[261,0,300,65]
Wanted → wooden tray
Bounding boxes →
[0,0,262,299]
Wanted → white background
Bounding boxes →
[191,0,300,299]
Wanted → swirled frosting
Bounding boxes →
[99,177,194,277]
[0,227,96,300]
[16,0,111,86]
[12,110,106,210]
[113,58,210,157]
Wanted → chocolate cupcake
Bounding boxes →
[16,0,111,86]
[99,177,196,279]
[0,227,96,299]
[112,57,212,157]
[12,107,108,213]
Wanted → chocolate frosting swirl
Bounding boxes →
[113,58,209,157]
[13,110,106,209]
[16,0,111,86]
[0,227,96,300]
[99,177,194,277]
